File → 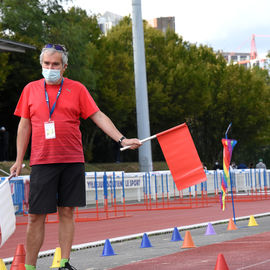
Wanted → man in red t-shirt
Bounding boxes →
[10,44,141,270]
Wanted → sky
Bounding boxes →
[65,0,270,57]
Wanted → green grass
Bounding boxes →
[0,161,169,176]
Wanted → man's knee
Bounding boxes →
[28,214,46,225]
[58,207,74,220]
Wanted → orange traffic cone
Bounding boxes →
[181,230,196,248]
[214,253,229,270]
[10,244,26,270]
[18,263,25,270]
[227,218,237,231]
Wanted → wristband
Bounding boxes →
[118,136,126,146]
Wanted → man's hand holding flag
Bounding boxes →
[121,123,207,190]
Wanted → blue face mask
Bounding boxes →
[42,68,61,83]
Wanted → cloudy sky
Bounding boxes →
[65,0,270,57]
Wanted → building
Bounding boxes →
[98,11,123,35]
[220,51,250,64]
[147,17,175,33]
[220,51,269,69]
[98,12,175,36]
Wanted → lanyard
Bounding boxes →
[44,78,64,120]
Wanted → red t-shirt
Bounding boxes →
[14,78,99,166]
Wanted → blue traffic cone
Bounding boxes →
[171,227,183,241]
[140,233,152,248]
[102,239,116,256]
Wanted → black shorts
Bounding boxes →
[29,163,86,214]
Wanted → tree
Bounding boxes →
[1,1,270,166]
[91,17,138,162]
[0,0,103,160]
[0,52,10,87]
[192,62,270,167]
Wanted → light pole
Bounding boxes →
[131,0,153,172]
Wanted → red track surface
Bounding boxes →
[1,200,269,260]
[112,231,270,270]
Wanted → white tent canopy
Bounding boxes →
[0,38,36,53]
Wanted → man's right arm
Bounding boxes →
[10,117,31,176]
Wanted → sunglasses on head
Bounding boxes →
[44,44,67,52]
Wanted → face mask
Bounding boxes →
[42,68,61,83]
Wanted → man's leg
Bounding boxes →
[25,214,46,266]
[58,206,75,260]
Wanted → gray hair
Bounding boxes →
[40,47,68,66]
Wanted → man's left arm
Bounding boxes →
[90,111,141,149]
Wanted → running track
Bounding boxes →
[1,200,270,268]
[112,231,270,270]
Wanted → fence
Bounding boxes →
[0,176,30,215]
[1,168,270,223]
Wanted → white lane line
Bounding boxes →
[3,212,270,263]
[236,258,270,270]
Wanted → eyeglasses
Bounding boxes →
[44,44,67,52]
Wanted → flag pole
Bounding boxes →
[225,122,232,139]
[225,123,236,224]
[0,164,25,180]
[229,169,236,223]
[121,123,188,151]
[120,135,157,151]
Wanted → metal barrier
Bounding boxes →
[2,168,269,224]
[0,177,30,214]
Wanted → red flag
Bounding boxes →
[156,123,206,190]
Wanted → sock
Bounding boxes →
[60,258,69,267]
[25,264,36,270]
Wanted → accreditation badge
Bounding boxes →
[44,121,56,139]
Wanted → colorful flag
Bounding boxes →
[221,138,237,210]
[156,123,207,191]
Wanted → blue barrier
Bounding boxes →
[0,177,25,214]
